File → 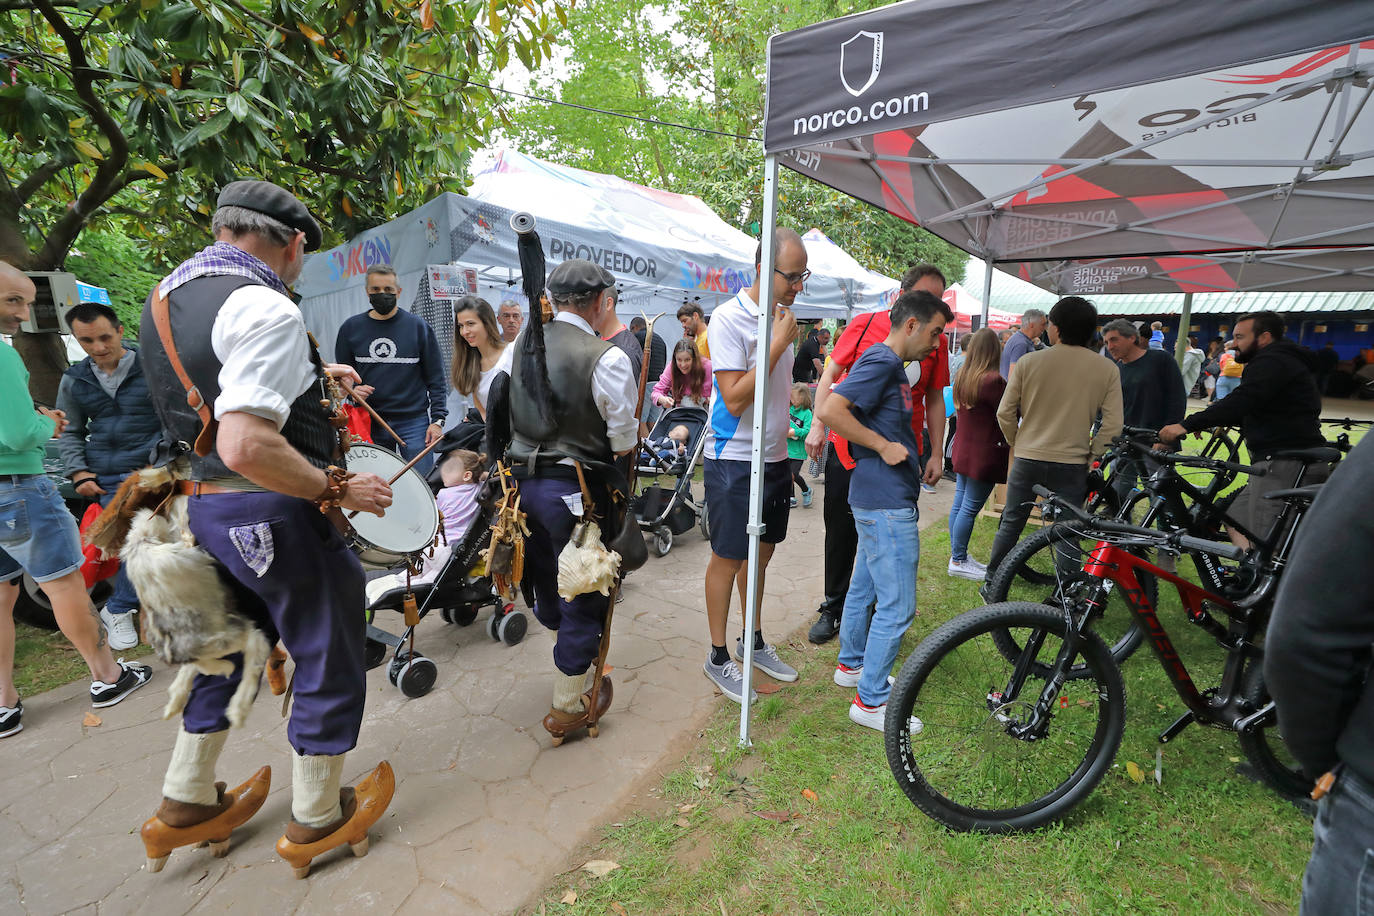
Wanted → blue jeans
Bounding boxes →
[0,474,83,583]
[372,412,435,477]
[1214,375,1241,401]
[96,472,139,614]
[948,474,996,562]
[1301,768,1374,915]
[838,506,919,707]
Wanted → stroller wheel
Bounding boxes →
[453,604,480,626]
[698,502,711,541]
[652,525,672,558]
[498,611,527,646]
[439,606,453,625]
[395,654,437,698]
[486,612,502,642]
[364,638,387,671]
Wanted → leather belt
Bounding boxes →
[173,480,243,496]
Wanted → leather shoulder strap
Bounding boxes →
[151,286,216,457]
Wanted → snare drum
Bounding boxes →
[344,443,440,569]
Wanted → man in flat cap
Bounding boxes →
[136,179,396,877]
[494,257,638,745]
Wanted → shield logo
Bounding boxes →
[840,30,884,98]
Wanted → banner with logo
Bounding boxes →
[763,0,1374,293]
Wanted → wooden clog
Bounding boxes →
[141,765,271,873]
[275,760,395,878]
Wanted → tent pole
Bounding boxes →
[980,256,993,330]
[1173,292,1194,369]
[739,155,780,749]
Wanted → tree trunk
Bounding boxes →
[12,330,68,407]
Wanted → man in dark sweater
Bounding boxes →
[1160,310,1327,546]
[1102,318,1186,504]
[334,264,447,474]
[1264,433,1371,915]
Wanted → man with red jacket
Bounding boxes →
[804,263,949,643]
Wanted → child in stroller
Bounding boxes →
[634,406,710,558]
[363,431,529,699]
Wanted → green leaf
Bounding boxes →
[226,92,249,121]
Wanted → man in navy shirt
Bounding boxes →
[335,265,447,474]
[817,290,951,731]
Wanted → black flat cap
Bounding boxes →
[217,180,323,251]
[547,259,615,296]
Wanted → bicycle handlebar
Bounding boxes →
[1031,484,1248,561]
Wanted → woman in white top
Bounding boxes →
[450,295,507,418]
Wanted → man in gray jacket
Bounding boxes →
[56,302,163,650]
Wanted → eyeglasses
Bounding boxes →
[774,268,810,287]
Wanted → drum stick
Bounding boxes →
[339,378,408,447]
[346,435,445,519]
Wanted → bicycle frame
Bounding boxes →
[1081,543,1257,730]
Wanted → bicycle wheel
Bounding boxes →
[1235,659,1313,800]
[885,603,1126,832]
[985,524,1148,673]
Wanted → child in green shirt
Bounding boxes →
[787,383,813,507]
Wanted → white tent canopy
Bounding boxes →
[296,151,897,363]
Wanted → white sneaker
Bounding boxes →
[848,696,887,731]
[947,558,986,581]
[963,556,989,574]
[100,608,139,650]
[834,663,862,688]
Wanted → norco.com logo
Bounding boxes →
[792,29,926,137]
[840,30,883,97]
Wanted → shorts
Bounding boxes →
[1233,457,1332,544]
[703,458,791,561]
[0,474,83,583]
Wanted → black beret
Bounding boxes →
[547,259,614,296]
[217,180,323,252]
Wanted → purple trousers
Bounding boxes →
[519,475,612,676]
[183,491,366,756]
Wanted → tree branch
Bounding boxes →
[222,0,302,38]
[31,0,131,268]
[13,158,69,207]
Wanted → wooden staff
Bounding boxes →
[585,310,666,733]
[339,378,408,448]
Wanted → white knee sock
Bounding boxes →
[162,728,228,806]
[291,753,345,828]
[552,669,588,714]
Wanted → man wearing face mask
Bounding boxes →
[334,265,447,474]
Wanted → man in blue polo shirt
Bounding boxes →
[700,228,805,704]
[817,289,951,730]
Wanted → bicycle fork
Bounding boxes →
[993,616,1086,741]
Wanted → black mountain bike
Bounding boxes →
[885,483,1325,833]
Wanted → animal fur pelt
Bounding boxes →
[83,463,179,559]
[121,497,269,728]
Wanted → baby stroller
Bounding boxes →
[633,406,709,558]
[361,425,528,699]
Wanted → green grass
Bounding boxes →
[12,619,152,696]
[531,519,1310,915]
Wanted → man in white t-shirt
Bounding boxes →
[701,228,806,702]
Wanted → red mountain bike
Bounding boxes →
[884,484,1321,833]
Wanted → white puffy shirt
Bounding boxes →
[210,285,318,430]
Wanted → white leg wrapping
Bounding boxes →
[291,753,345,828]
[553,669,589,714]
[161,728,228,806]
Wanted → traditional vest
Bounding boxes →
[140,275,340,481]
[508,319,615,468]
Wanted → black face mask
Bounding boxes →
[369,292,398,315]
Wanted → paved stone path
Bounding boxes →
[0,473,957,916]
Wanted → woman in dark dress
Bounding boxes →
[947,329,1009,581]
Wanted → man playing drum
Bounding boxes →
[498,259,638,744]
[137,180,396,877]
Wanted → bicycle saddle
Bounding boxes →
[1261,485,1323,503]
[1264,446,1340,464]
